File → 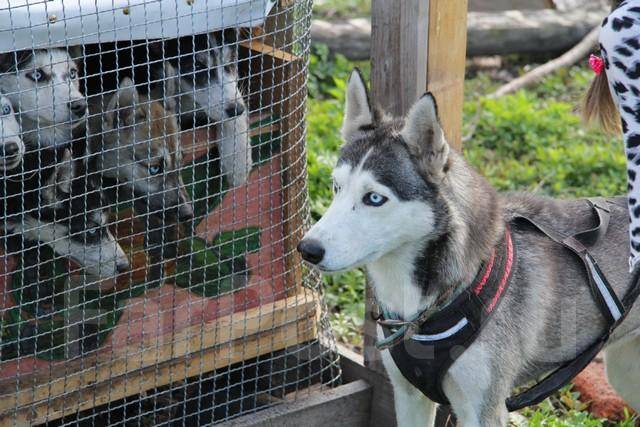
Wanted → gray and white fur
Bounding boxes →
[0,49,87,150]
[0,91,24,172]
[3,148,129,280]
[299,70,640,427]
[151,31,252,187]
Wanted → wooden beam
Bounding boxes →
[426,0,468,149]
[217,380,372,427]
[370,0,430,118]
[367,0,468,374]
[0,289,320,425]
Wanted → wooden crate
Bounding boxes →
[0,28,316,425]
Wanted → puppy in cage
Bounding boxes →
[152,29,253,188]
[0,91,24,173]
[2,147,130,313]
[86,72,193,261]
[0,48,87,150]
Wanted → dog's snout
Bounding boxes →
[68,99,87,118]
[297,239,325,265]
[1,141,21,158]
[116,258,130,273]
[224,102,245,119]
[178,202,194,221]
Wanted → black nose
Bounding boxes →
[69,99,87,118]
[297,239,325,265]
[178,202,194,221]
[116,259,130,273]
[224,102,245,118]
[1,141,20,158]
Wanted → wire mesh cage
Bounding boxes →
[0,0,340,424]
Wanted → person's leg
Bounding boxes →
[600,1,640,269]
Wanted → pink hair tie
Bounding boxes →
[589,54,605,75]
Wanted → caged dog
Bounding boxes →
[83,30,252,188]
[87,75,193,260]
[0,48,87,150]
[298,70,640,427]
[150,30,253,187]
[0,91,24,173]
[3,147,129,311]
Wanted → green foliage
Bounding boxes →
[521,386,638,426]
[175,228,261,298]
[313,0,371,20]
[463,80,625,198]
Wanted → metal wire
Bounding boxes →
[0,1,340,425]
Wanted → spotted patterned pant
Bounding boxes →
[600,0,640,269]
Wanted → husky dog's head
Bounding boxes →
[170,30,246,125]
[92,76,193,222]
[0,92,24,172]
[299,70,501,299]
[4,149,129,279]
[0,49,87,149]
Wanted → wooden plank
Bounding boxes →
[370,0,430,118]
[240,39,300,63]
[218,380,372,427]
[338,345,396,427]
[0,289,320,425]
[426,0,468,149]
[11,316,319,426]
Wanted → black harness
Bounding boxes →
[377,198,640,411]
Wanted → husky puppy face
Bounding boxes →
[94,78,193,222]
[173,32,246,125]
[0,49,87,148]
[5,149,129,279]
[0,92,24,172]
[299,70,451,273]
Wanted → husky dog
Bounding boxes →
[88,76,193,258]
[0,49,87,149]
[3,148,129,280]
[298,70,640,426]
[0,92,24,172]
[151,31,252,187]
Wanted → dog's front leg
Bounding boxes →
[442,341,509,427]
[217,112,252,187]
[378,326,437,427]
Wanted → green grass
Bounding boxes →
[313,0,371,20]
[306,46,634,425]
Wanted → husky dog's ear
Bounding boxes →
[401,93,449,178]
[153,62,178,113]
[107,78,139,128]
[341,69,373,142]
[67,45,83,62]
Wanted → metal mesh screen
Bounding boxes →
[0,0,340,424]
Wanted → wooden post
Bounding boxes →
[367,2,468,424]
[367,0,468,373]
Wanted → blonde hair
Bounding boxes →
[582,69,621,135]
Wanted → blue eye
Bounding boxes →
[28,70,43,82]
[69,69,77,79]
[149,164,162,175]
[1,103,11,116]
[363,192,388,207]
